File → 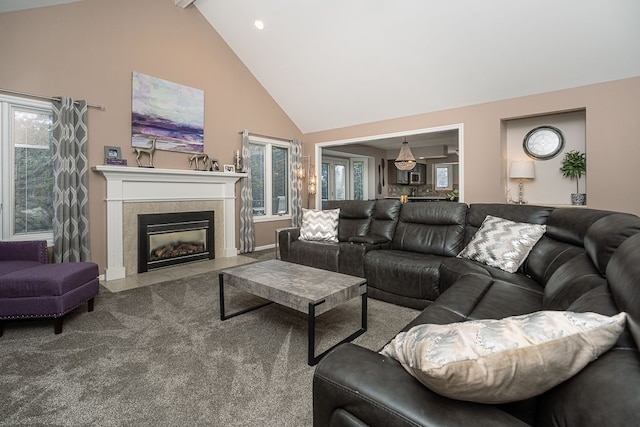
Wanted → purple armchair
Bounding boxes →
[0,240,99,336]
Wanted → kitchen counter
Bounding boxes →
[385,196,448,201]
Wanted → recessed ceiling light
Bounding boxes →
[254,19,265,30]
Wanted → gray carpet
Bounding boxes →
[0,259,418,426]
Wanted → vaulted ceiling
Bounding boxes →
[2,0,639,134]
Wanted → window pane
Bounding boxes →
[250,144,265,216]
[436,165,451,189]
[353,161,364,200]
[12,108,53,235]
[321,163,329,209]
[334,164,346,200]
[271,146,288,214]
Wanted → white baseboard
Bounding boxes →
[254,243,275,252]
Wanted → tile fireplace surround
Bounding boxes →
[93,165,245,281]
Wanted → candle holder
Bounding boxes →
[234,152,243,172]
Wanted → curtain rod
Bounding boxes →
[240,130,292,143]
[0,88,105,111]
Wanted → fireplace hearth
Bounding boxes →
[138,211,214,273]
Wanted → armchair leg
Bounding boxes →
[88,298,95,312]
[54,317,63,334]
[0,321,3,337]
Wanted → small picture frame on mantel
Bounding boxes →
[104,146,121,159]
[104,146,127,166]
[223,164,235,173]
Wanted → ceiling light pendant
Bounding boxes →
[395,137,417,171]
[254,19,265,30]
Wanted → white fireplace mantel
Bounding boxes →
[93,165,246,281]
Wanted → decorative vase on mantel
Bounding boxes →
[571,193,586,206]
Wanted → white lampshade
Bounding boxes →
[395,139,416,171]
[509,161,535,179]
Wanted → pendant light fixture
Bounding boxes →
[395,137,417,171]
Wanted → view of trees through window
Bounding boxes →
[12,108,53,235]
[271,146,288,214]
[353,160,364,200]
[249,141,289,217]
[250,144,265,215]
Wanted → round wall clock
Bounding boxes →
[523,126,564,160]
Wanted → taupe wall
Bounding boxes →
[304,77,640,215]
[2,1,639,274]
[0,0,302,271]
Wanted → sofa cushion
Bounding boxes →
[299,208,340,243]
[542,253,607,310]
[368,199,402,241]
[583,213,640,275]
[392,202,467,256]
[545,207,615,247]
[0,262,99,298]
[464,204,552,248]
[285,240,340,272]
[458,215,546,273]
[0,260,44,277]
[537,285,640,427]
[325,200,375,242]
[404,272,543,330]
[380,311,626,404]
[364,250,446,309]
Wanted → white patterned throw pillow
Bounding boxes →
[457,215,546,273]
[380,311,626,404]
[299,208,340,243]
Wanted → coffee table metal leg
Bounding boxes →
[219,273,273,321]
[307,290,368,366]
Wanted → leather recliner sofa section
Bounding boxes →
[280,200,640,426]
[279,199,401,277]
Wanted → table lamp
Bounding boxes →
[509,161,535,204]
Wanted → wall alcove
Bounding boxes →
[503,110,586,206]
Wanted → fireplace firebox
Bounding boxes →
[138,211,214,273]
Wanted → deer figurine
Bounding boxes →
[188,153,209,171]
[134,137,156,168]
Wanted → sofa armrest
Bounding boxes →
[0,240,47,263]
[278,227,300,261]
[313,343,528,427]
[348,234,390,245]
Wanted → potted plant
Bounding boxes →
[559,150,586,205]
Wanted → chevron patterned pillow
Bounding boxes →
[457,215,546,273]
[299,208,340,242]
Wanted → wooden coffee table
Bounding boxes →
[218,260,367,365]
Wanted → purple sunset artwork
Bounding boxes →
[131,72,204,154]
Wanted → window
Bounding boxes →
[321,157,349,208]
[0,95,54,241]
[249,136,291,221]
[434,163,453,191]
[351,158,367,201]
[321,156,369,207]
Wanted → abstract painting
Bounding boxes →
[132,72,204,154]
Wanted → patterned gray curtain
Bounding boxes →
[239,130,255,253]
[52,97,91,262]
[291,139,303,227]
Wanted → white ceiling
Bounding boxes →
[3,0,640,135]
[0,0,81,13]
[195,0,640,134]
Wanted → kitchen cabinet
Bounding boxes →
[388,160,409,184]
[388,160,426,185]
[410,163,426,185]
